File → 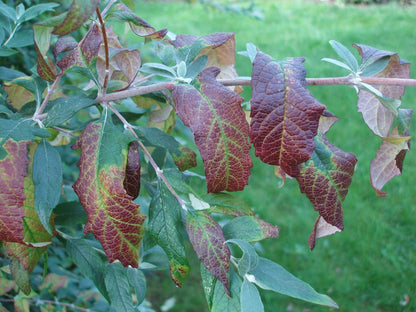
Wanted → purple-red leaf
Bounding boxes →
[57,24,102,71]
[72,115,146,267]
[370,127,411,196]
[354,44,410,137]
[296,133,357,249]
[250,52,326,177]
[186,211,230,296]
[123,141,141,200]
[172,67,252,192]
[0,139,29,244]
[52,0,100,36]
[5,142,54,278]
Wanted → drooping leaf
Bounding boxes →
[308,216,342,250]
[248,257,338,308]
[186,211,231,295]
[241,278,264,312]
[123,140,141,199]
[296,132,357,249]
[126,267,146,305]
[65,238,109,300]
[250,52,325,177]
[104,262,136,311]
[5,142,54,284]
[108,3,167,39]
[9,257,31,295]
[0,139,29,243]
[168,33,240,84]
[354,44,410,137]
[370,127,411,196]
[52,0,99,36]
[33,139,62,234]
[223,216,279,242]
[201,265,242,312]
[148,179,190,287]
[71,112,146,267]
[172,67,252,192]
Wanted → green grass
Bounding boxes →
[125,1,416,311]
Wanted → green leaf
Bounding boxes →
[201,193,254,217]
[360,56,390,77]
[226,239,258,276]
[9,257,31,295]
[321,57,353,72]
[173,67,252,192]
[248,257,338,308]
[328,40,358,73]
[223,216,279,242]
[0,46,17,57]
[17,3,59,23]
[33,139,62,235]
[186,211,231,295]
[43,96,96,127]
[52,0,99,36]
[0,66,25,81]
[211,267,242,312]
[140,62,177,79]
[72,111,146,267]
[0,2,16,22]
[148,179,190,287]
[186,55,208,79]
[53,201,87,227]
[65,238,109,300]
[127,267,146,305]
[241,278,264,312]
[4,29,33,48]
[0,118,49,158]
[104,262,135,311]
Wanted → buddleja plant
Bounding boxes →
[0,0,413,311]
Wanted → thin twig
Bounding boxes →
[34,74,62,118]
[96,81,175,102]
[96,7,110,95]
[105,103,186,209]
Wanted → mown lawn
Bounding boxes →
[124,1,416,311]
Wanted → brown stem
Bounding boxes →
[105,103,186,209]
[96,81,175,102]
[34,74,62,118]
[96,7,110,95]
